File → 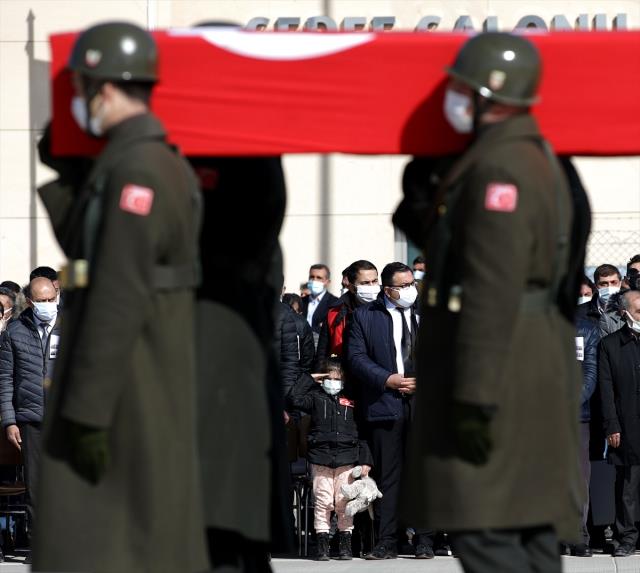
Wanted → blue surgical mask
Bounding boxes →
[598,286,620,304]
[308,280,326,296]
[322,378,344,396]
[322,379,343,396]
[32,301,57,323]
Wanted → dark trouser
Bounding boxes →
[206,528,271,573]
[579,422,591,545]
[367,400,433,548]
[451,526,560,573]
[614,465,640,546]
[19,422,42,532]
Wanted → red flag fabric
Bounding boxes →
[50,30,640,157]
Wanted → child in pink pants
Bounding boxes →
[289,358,373,560]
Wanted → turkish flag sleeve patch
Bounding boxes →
[119,184,154,216]
[484,183,518,213]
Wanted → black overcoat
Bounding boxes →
[599,325,640,466]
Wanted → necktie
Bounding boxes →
[396,308,415,376]
[40,322,50,352]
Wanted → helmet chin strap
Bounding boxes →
[472,91,493,135]
[81,78,105,138]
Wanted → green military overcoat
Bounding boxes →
[34,114,209,573]
[395,115,588,541]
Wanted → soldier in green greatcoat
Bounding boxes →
[395,33,591,573]
[34,22,208,573]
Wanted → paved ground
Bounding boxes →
[272,555,640,573]
[3,554,640,572]
[0,559,27,572]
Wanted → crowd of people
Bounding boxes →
[0,266,61,564]
[275,254,640,560]
[1,18,636,572]
[1,255,638,563]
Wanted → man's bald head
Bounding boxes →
[27,277,57,303]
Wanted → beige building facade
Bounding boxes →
[0,0,638,292]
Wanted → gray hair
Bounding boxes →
[621,289,640,312]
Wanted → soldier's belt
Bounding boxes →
[59,259,200,291]
[519,290,553,312]
[58,260,89,290]
[153,263,201,290]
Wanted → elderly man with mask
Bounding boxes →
[0,277,60,564]
[599,290,640,556]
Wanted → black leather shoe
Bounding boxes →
[415,544,435,559]
[25,552,32,564]
[0,548,4,563]
[573,544,592,557]
[365,543,398,560]
[614,544,634,557]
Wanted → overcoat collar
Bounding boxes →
[442,114,542,188]
[620,324,640,345]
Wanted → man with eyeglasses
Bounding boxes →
[346,262,434,559]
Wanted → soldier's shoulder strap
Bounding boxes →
[526,136,571,308]
[154,143,202,291]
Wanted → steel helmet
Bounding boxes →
[446,32,541,106]
[68,22,158,83]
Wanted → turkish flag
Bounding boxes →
[49,30,640,157]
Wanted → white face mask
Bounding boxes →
[32,301,58,323]
[391,285,418,309]
[626,311,640,334]
[308,280,326,296]
[598,286,620,304]
[413,270,425,282]
[577,295,592,306]
[443,89,473,134]
[322,379,343,396]
[356,284,380,304]
[340,287,349,296]
[70,95,105,137]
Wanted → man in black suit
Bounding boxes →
[302,264,338,346]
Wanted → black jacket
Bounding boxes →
[576,293,625,337]
[576,317,599,422]
[0,308,60,426]
[302,291,339,335]
[288,375,372,468]
[274,302,301,398]
[599,325,640,465]
[290,312,315,375]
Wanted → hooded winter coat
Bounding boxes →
[288,374,372,468]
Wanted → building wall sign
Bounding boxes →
[245,13,629,32]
